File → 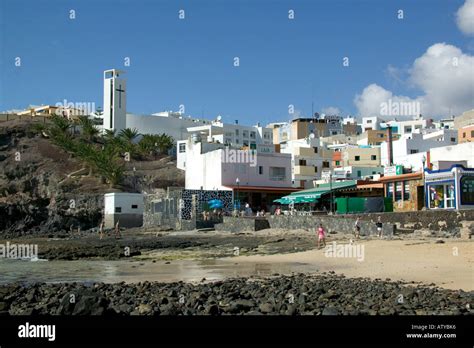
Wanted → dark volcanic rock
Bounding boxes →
[1,274,472,316]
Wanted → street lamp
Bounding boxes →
[329,173,334,214]
[235,177,240,210]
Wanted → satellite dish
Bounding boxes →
[309,133,315,139]
[216,115,222,122]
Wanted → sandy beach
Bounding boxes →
[232,238,474,291]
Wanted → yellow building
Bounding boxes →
[342,146,381,167]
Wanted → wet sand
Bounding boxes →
[232,239,474,291]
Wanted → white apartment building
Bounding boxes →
[422,129,458,143]
[361,116,384,131]
[177,127,292,190]
[279,137,333,188]
[380,132,460,170]
[393,116,434,136]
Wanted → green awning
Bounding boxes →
[274,180,357,204]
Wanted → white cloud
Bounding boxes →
[456,0,474,36]
[321,106,341,115]
[354,43,474,118]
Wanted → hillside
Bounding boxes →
[0,119,184,236]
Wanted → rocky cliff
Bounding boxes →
[0,119,184,237]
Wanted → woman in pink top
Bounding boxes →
[317,223,326,249]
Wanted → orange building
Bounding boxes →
[458,125,474,143]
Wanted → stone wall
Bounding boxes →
[216,215,393,236]
[215,209,474,237]
[352,209,474,234]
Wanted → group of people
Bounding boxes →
[98,219,121,240]
[316,216,384,249]
[202,209,224,221]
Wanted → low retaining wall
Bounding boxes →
[215,218,270,233]
[216,216,393,237]
[350,210,474,234]
[215,210,474,237]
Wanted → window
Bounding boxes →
[450,137,456,142]
[313,147,318,153]
[367,120,372,124]
[357,170,362,177]
[335,160,340,166]
[225,138,232,144]
[403,181,410,200]
[131,204,138,209]
[250,131,256,139]
[250,142,257,149]
[387,183,394,199]
[429,183,456,209]
[179,143,186,153]
[299,159,307,166]
[461,176,474,205]
[463,132,466,138]
[242,130,249,138]
[410,149,418,154]
[405,127,412,133]
[314,166,318,173]
[258,166,263,175]
[115,207,122,213]
[371,155,377,160]
[235,139,239,144]
[378,133,385,138]
[323,161,330,168]
[395,181,402,201]
[269,167,286,181]
[471,130,474,137]
[235,129,239,136]
[243,141,249,147]
[355,156,360,161]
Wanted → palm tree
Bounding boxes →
[103,129,116,142]
[157,133,174,154]
[77,116,99,142]
[50,115,71,134]
[138,134,160,157]
[118,128,140,159]
[119,128,140,142]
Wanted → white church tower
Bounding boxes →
[103,69,126,133]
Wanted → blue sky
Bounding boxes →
[1,0,472,125]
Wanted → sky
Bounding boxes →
[1,0,473,126]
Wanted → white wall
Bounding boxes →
[184,142,292,190]
[104,193,144,214]
[221,152,292,188]
[362,116,381,131]
[431,142,474,168]
[380,133,455,167]
[127,114,203,141]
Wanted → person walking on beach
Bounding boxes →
[354,216,361,239]
[115,220,121,239]
[317,223,326,249]
[375,216,383,238]
[99,219,105,240]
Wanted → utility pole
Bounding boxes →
[329,173,334,214]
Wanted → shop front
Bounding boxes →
[424,165,474,210]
